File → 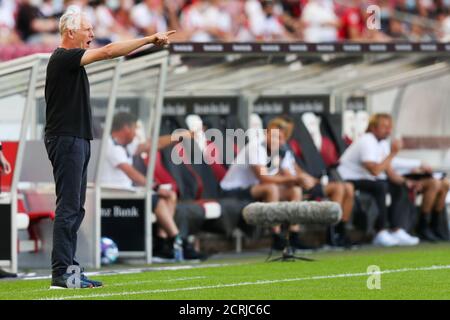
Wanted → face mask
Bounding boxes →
[122,0,133,10]
[107,0,120,10]
[406,0,416,9]
[380,8,390,19]
[53,0,64,12]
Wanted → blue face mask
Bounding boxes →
[380,8,390,19]
[406,0,416,10]
[107,0,120,11]
[53,0,64,13]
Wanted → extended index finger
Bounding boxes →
[165,30,177,36]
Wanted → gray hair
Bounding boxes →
[59,6,87,35]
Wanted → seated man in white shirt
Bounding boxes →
[270,117,355,248]
[101,112,198,261]
[386,145,449,242]
[301,0,339,42]
[338,113,419,247]
[130,0,168,36]
[180,0,233,42]
[221,120,311,251]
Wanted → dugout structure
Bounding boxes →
[0,50,169,272]
[167,42,450,170]
[1,43,450,273]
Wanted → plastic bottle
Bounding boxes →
[320,170,329,187]
[173,236,184,262]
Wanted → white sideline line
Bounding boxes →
[107,276,208,288]
[21,263,236,281]
[42,264,450,300]
[25,276,207,294]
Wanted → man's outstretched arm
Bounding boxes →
[80,30,176,66]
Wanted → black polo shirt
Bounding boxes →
[45,47,93,140]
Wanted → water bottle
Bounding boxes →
[320,170,329,187]
[173,236,184,262]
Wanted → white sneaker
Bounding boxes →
[390,229,420,246]
[372,230,400,247]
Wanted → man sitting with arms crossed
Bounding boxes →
[338,113,419,247]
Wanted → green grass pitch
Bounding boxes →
[1,243,450,300]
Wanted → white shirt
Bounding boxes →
[94,6,116,40]
[220,141,271,190]
[441,17,450,41]
[280,150,297,176]
[338,132,390,181]
[101,137,139,189]
[246,0,285,40]
[131,3,167,33]
[181,3,232,42]
[0,0,16,29]
[256,15,286,41]
[301,0,338,42]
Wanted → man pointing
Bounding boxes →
[44,7,175,289]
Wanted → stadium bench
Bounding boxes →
[17,197,55,253]
[1,141,56,253]
[156,113,250,249]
